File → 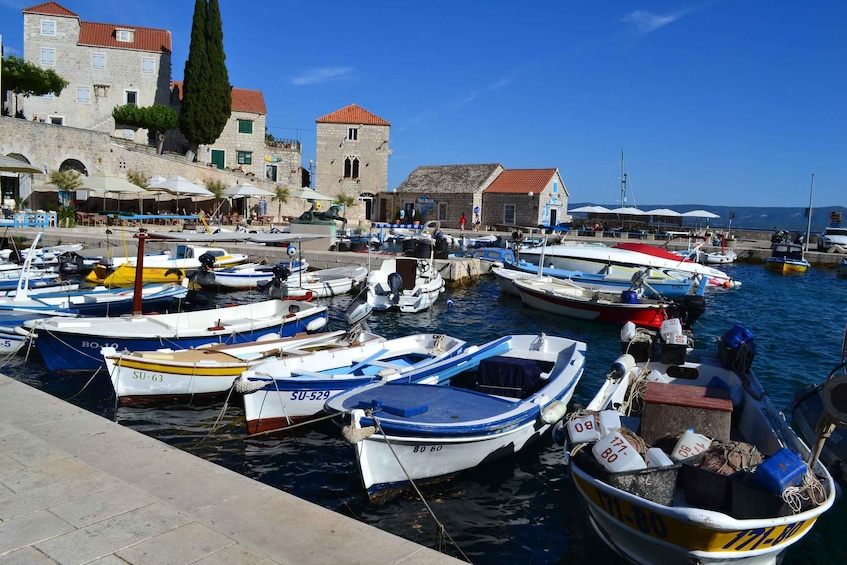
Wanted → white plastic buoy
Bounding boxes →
[540,400,568,424]
[671,428,712,461]
[598,410,622,436]
[646,447,674,468]
[566,414,602,444]
[446,299,454,308]
[592,431,647,472]
[287,245,298,258]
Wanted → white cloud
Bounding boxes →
[453,75,516,108]
[290,66,354,86]
[622,10,678,34]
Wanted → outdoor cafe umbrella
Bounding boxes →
[151,175,213,214]
[289,187,335,213]
[682,209,720,228]
[146,176,168,214]
[0,154,43,174]
[647,207,683,228]
[81,171,146,214]
[608,206,648,230]
[224,182,275,216]
[569,205,612,214]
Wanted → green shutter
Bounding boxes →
[238,120,253,134]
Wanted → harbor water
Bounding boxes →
[3,262,847,564]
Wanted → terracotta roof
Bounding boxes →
[394,164,503,194]
[484,168,558,194]
[79,22,171,53]
[171,81,266,115]
[22,2,78,18]
[316,104,390,126]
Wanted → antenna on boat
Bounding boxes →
[620,149,627,209]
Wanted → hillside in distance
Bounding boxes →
[568,204,847,232]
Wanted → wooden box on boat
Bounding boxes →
[641,382,732,444]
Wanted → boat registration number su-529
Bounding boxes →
[289,390,331,401]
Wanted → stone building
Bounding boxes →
[315,104,390,223]
[167,82,301,190]
[391,164,502,227]
[391,164,570,230]
[19,1,171,144]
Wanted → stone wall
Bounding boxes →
[21,11,170,145]
[0,117,307,220]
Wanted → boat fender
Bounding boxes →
[821,374,847,427]
[305,317,327,332]
[233,376,270,394]
[540,399,567,424]
[13,326,34,337]
[609,354,635,380]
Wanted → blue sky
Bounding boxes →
[1,1,845,207]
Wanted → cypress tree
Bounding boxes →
[179,0,231,161]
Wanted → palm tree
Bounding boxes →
[274,186,290,222]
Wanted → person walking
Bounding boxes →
[460,212,466,231]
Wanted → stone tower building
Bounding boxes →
[315,104,390,223]
[20,1,171,144]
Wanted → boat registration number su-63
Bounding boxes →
[576,476,813,552]
[132,370,164,382]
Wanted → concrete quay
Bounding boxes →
[11,224,847,275]
[0,374,462,565]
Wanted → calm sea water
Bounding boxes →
[4,262,847,564]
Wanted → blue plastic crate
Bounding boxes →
[752,447,807,495]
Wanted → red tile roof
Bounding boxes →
[171,81,267,115]
[22,2,78,18]
[79,22,171,53]
[484,168,558,194]
[316,104,390,126]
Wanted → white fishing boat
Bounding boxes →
[192,259,308,291]
[325,333,586,498]
[563,323,835,564]
[519,242,740,288]
[102,328,383,404]
[264,265,368,299]
[237,333,467,434]
[365,257,444,313]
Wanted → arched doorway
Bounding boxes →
[59,159,88,175]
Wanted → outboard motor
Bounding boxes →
[270,264,291,286]
[678,294,706,328]
[58,252,86,277]
[386,272,403,305]
[191,252,218,287]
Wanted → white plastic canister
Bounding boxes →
[592,431,647,472]
[598,410,622,436]
[566,414,601,444]
[646,447,674,468]
[671,428,712,461]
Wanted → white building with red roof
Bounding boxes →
[21,1,172,144]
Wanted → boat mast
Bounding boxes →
[804,174,815,256]
[620,149,627,208]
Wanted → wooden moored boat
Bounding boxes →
[325,333,586,498]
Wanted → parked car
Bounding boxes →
[817,226,847,250]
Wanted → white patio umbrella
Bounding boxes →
[569,205,612,214]
[0,154,43,174]
[81,171,146,214]
[146,176,168,214]
[682,209,720,229]
[152,175,212,214]
[608,206,648,215]
[224,182,275,216]
[646,208,681,217]
[289,187,335,201]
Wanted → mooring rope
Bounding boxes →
[371,416,472,563]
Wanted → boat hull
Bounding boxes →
[26,303,327,373]
[516,280,671,328]
[764,258,809,274]
[572,467,818,565]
